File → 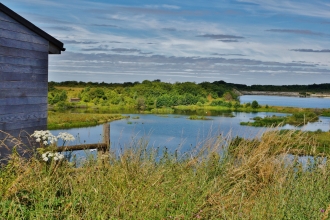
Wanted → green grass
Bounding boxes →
[240,112,319,127]
[188,115,212,120]
[150,107,174,114]
[48,112,126,129]
[1,129,330,219]
[305,130,330,154]
[176,104,330,116]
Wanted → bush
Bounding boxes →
[252,100,259,109]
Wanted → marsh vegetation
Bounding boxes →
[1,129,330,219]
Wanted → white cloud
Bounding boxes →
[237,0,330,19]
[145,4,181,10]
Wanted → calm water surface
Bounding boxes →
[52,112,330,159]
[241,95,330,108]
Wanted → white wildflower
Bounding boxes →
[43,157,48,162]
[53,157,59,161]
[32,130,57,145]
[57,132,75,142]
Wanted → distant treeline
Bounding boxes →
[48,80,330,110]
[234,83,330,92]
[49,80,330,93]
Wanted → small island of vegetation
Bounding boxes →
[240,112,319,127]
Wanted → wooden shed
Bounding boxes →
[0,3,65,158]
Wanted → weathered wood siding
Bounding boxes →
[0,11,49,156]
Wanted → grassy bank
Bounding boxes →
[175,104,330,115]
[188,115,212,120]
[240,112,319,127]
[1,129,330,219]
[48,112,126,129]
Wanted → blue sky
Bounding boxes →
[2,0,330,85]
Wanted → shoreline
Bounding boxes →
[240,91,330,98]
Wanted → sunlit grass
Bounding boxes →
[47,112,126,129]
[240,112,319,127]
[1,129,330,219]
[176,104,329,115]
[188,115,212,120]
[150,107,174,114]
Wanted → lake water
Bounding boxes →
[241,95,330,108]
[52,112,330,159]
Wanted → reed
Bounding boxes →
[0,128,329,219]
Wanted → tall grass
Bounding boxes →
[1,129,330,219]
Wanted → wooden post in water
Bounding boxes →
[55,123,110,165]
[103,123,110,153]
[97,123,110,164]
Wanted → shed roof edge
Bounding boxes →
[0,3,65,53]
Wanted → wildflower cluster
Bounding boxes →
[31,130,57,146]
[31,130,76,163]
[31,130,75,146]
[57,132,75,143]
[42,152,64,162]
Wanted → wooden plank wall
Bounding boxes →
[0,11,49,157]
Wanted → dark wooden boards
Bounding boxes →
[0,55,48,67]
[0,104,48,115]
[0,72,48,82]
[0,88,47,98]
[0,97,47,106]
[0,28,48,45]
[0,11,42,37]
[0,81,48,89]
[0,11,49,140]
[0,5,64,53]
[0,7,66,160]
[0,118,47,131]
[0,111,47,123]
[0,45,48,59]
[0,63,47,74]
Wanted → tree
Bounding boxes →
[59,90,67,102]
[252,100,259,109]
[136,97,146,110]
[234,102,240,110]
[223,92,233,101]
